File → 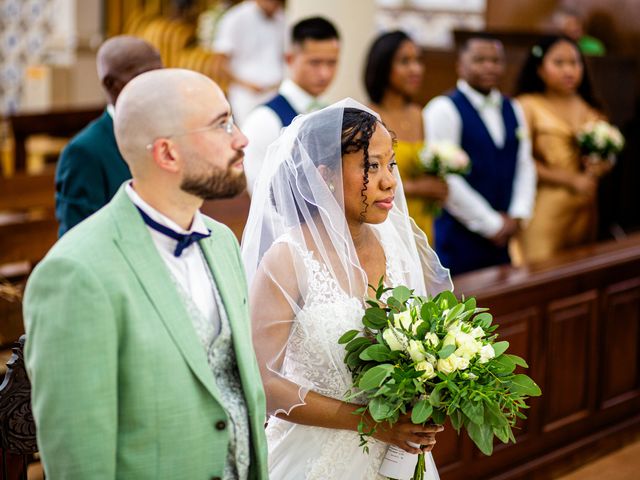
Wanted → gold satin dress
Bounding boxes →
[513,93,602,264]
[394,140,435,242]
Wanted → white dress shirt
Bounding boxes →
[422,80,536,238]
[125,183,219,330]
[242,78,324,195]
[213,0,285,125]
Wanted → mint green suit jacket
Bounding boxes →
[24,187,268,479]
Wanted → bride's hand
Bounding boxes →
[372,413,444,454]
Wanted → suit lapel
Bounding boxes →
[109,188,222,402]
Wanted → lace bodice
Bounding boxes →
[278,236,405,402]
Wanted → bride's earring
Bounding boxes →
[328,183,335,193]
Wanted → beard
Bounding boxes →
[180,152,247,200]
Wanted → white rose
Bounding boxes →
[479,344,496,364]
[383,328,407,352]
[425,332,439,347]
[437,356,457,374]
[426,352,437,365]
[455,331,476,348]
[443,332,457,347]
[407,339,427,362]
[453,355,469,371]
[455,341,479,360]
[393,310,413,331]
[470,326,485,338]
[416,360,437,379]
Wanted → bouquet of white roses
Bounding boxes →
[418,141,470,178]
[577,120,624,163]
[339,282,541,480]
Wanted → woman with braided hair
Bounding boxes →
[242,99,451,479]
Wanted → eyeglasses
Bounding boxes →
[146,115,235,151]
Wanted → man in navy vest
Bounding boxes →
[55,36,163,236]
[423,35,536,275]
[242,17,340,194]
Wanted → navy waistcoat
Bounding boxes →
[434,88,520,275]
[264,94,298,127]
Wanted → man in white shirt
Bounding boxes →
[213,0,285,125]
[242,16,340,194]
[423,35,536,275]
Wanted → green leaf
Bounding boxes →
[464,297,477,311]
[438,344,456,359]
[429,388,441,407]
[338,329,360,344]
[431,407,446,425]
[392,286,412,304]
[450,409,463,432]
[420,302,438,322]
[474,312,493,329]
[369,397,395,422]
[363,308,388,330]
[462,400,484,425]
[416,321,430,338]
[358,364,395,391]
[346,337,372,352]
[484,402,508,428]
[365,299,380,308]
[411,399,433,424]
[346,350,363,369]
[435,291,458,310]
[493,424,511,444]
[492,354,516,374]
[492,341,510,357]
[467,421,494,456]
[445,304,465,323]
[360,344,393,362]
[510,374,542,396]
[387,297,404,312]
[505,354,529,368]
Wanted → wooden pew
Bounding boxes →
[0,172,55,213]
[431,234,640,479]
[8,107,103,173]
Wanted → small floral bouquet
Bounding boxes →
[339,282,541,480]
[576,120,625,164]
[418,142,470,216]
[419,141,470,178]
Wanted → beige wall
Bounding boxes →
[286,0,376,105]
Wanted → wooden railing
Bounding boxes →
[433,234,640,479]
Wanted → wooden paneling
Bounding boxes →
[447,234,640,479]
[600,278,640,408]
[543,291,597,432]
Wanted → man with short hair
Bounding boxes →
[423,36,536,275]
[242,16,340,194]
[55,35,163,236]
[24,69,268,479]
[213,0,285,126]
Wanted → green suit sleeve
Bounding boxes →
[23,257,118,479]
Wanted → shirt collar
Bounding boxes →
[457,79,502,110]
[125,182,209,249]
[279,78,323,114]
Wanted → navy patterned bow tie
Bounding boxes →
[136,207,211,257]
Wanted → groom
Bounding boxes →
[23,69,268,479]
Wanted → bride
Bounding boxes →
[242,99,452,479]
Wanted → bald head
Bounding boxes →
[114,68,228,175]
[97,35,163,105]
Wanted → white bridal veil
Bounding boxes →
[242,98,452,417]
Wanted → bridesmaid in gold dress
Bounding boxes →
[364,31,447,241]
[513,35,610,264]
